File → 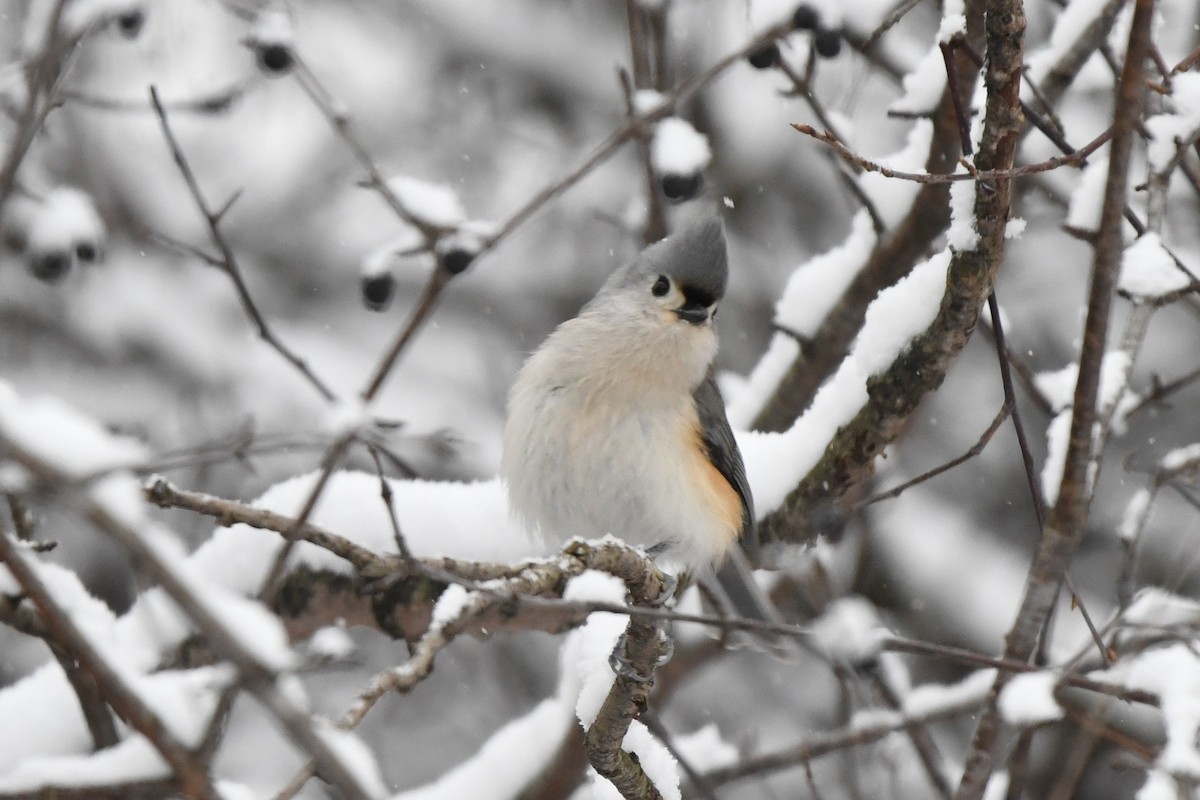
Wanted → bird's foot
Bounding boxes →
[649,571,678,608]
[608,627,674,682]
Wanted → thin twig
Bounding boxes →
[954,3,1155,797]
[704,694,983,788]
[619,68,668,244]
[1,437,380,800]
[360,268,450,402]
[1126,364,1200,417]
[861,0,927,51]
[59,77,260,114]
[0,0,73,216]
[0,522,217,798]
[858,403,1011,507]
[791,122,1113,184]
[480,15,799,253]
[367,446,415,562]
[148,86,337,403]
[986,293,1047,516]
[291,56,441,243]
[5,497,118,750]
[940,40,975,155]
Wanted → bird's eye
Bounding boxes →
[651,275,670,297]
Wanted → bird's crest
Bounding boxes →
[609,215,728,302]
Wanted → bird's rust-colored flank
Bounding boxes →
[686,412,743,550]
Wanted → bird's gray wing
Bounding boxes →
[694,372,783,626]
[692,371,754,543]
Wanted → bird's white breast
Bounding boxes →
[501,310,736,570]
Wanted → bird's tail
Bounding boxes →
[705,546,786,635]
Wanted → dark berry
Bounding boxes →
[747,43,780,70]
[116,9,144,38]
[75,241,98,263]
[814,27,842,58]
[30,251,72,283]
[361,273,396,312]
[440,247,475,276]
[257,43,295,75]
[792,4,820,30]
[661,172,703,202]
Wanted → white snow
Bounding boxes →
[1038,350,1141,504]
[429,583,472,630]
[1136,771,1177,800]
[391,697,574,800]
[724,334,800,428]
[1159,443,1200,472]
[1145,73,1200,172]
[90,473,151,530]
[671,724,738,771]
[740,248,951,515]
[0,736,169,794]
[218,781,258,800]
[0,665,97,774]
[983,772,1011,800]
[1040,410,1073,507]
[632,89,666,117]
[903,669,997,718]
[23,187,106,260]
[308,623,356,661]
[137,665,236,746]
[250,8,294,48]
[1024,0,1115,88]
[947,177,979,250]
[1118,487,1153,542]
[198,585,296,672]
[324,398,370,438]
[1005,217,1027,239]
[859,120,933,229]
[1114,644,1200,776]
[0,463,30,493]
[21,0,141,52]
[1035,350,1137,416]
[938,11,966,38]
[998,671,1063,726]
[393,570,644,800]
[0,381,148,478]
[811,596,889,664]
[386,176,468,229]
[1065,155,1110,233]
[360,230,426,278]
[890,46,948,116]
[774,210,878,338]
[314,721,388,799]
[1123,588,1200,629]
[1119,233,1191,297]
[650,117,711,177]
[889,0,964,115]
[566,572,628,729]
[188,471,536,598]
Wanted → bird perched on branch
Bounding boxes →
[501,216,757,589]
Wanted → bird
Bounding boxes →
[500,215,756,584]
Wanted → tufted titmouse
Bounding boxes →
[501,216,756,581]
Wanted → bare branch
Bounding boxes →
[790,122,1111,184]
[147,86,337,403]
[954,1,1156,796]
[0,523,217,798]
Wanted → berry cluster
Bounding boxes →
[746,3,843,70]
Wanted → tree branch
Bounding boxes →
[953,1,1154,796]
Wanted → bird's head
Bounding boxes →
[595,215,728,329]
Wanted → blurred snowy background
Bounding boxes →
[2,0,1200,797]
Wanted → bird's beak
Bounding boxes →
[675,302,710,325]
